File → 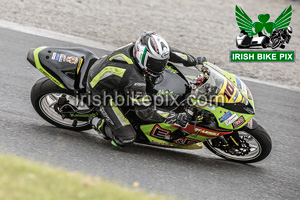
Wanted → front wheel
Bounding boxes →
[204,124,272,163]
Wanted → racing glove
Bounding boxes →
[164,112,188,128]
[197,57,207,65]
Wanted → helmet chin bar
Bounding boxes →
[142,68,160,78]
[137,60,161,78]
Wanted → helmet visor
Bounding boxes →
[145,55,168,74]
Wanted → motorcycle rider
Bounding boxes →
[270,26,293,49]
[87,31,206,147]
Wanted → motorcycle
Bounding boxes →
[27,46,272,163]
[236,30,269,49]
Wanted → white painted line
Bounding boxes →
[0,19,299,92]
[239,76,300,92]
[0,19,116,51]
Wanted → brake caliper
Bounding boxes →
[212,132,251,156]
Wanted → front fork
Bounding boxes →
[212,131,251,156]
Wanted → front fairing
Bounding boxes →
[203,62,255,111]
[190,62,255,130]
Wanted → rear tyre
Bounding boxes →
[31,77,91,131]
[204,124,272,163]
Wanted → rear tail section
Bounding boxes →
[27,46,67,89]
[26,46,99,91]
[27,48,35,66]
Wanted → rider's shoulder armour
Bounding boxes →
[107,43,135,65]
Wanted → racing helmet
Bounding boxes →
[133,31,170,77]
[287,26,293,34]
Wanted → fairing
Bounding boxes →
[190,62,255,130]
[27,46,99,90]
[140,62,256,147]
[140,123,232,148]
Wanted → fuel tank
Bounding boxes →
[147,64,191,109]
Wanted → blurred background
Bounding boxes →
[0,0,299,87]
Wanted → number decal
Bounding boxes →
[224,82,235,100]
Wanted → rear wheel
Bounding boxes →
[31,77,91,131]
[204,124,272,163]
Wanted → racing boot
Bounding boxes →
[89,116,109,140]
[89,116,127,147]
[103,125,126,147]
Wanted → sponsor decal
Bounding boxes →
[150,36,159,54]
[55,54,60,61]
[233,91,239,102]
[157,90,174,96]
[194,128,219,137]
[182,125,233,138]
[225,113,238,126]
[232,115,246,128]
[242,97,249,105]
[38,67,63,88]
[174,137,199,145]
[66,56,79,64]
[219,111,232,123]
[70,113,98,118]
[51,53,77,64]
[99,107,114,125]
[241,81,247,95]
[236,76,242,90]
[247,87,253,100]
[51,52,57,60]
[151,140,170,147]
[59,54,64,62]
[150,124,171,139]
[133,82,146,87]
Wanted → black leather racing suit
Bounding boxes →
[86,43,198,145]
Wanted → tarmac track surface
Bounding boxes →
[0,28,299,199]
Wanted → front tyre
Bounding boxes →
[31,77,91,131]
[204,124,272,163]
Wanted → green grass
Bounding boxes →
[0,153,171,200]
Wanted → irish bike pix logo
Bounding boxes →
[231,5,295,62]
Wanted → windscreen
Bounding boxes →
[193,67,226,102]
